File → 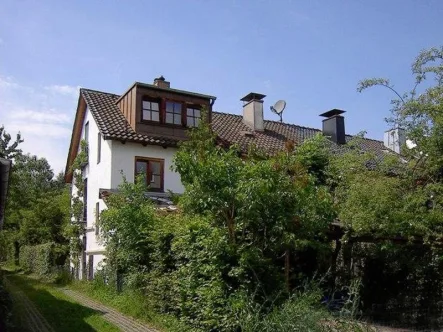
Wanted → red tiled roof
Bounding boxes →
[81,88,387,156]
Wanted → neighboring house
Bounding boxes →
[0,158,12,229]
[65,76,404,280]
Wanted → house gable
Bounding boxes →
[65,93,88,183]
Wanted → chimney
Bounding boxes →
[384,128,406,154]
[319,109,346,144]
[153,75,170,89]
[241,92,266,131]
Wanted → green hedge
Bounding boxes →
[19,242,68,277]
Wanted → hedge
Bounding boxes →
[19,242,68,277]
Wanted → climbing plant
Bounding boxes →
[66,140,88,273]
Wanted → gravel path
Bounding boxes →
[3,277,55,332]
[61,288,159,332]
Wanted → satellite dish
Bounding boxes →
[270,100,286,122]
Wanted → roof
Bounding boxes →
[81,88,180,147]
[78,88,388,159]
[212,112,387,157]
[0,158,12,229]
[116,82,217,104]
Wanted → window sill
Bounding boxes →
[140,120,186,128]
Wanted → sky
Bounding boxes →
[0,0,442,173]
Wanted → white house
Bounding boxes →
[65,76,402,280]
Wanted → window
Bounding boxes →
[135,158,164,191]
[83,179,88,221]
[97,133,101,164]
[186,107,201,127]
[165,101,182,125]
[142,100,160,122]
[95,202,100,236]
[84,122,89,142]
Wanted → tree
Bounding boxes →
[0,126,23,159]
[355,46,443,239]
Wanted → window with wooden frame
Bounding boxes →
[135,157,164,191]
[165,101,183,125]
[186,107,201,127]
[142,99,160,122]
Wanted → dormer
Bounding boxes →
[116,77,216,139]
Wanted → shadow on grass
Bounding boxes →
[3,270,114,332]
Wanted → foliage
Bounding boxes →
[98,114,337,330]
[0,125,23,160]
[1,152,71,268]
[71,276,193,332]
[66,140,89,270]
[19,242,68,278]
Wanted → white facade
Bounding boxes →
[73,107,183,279]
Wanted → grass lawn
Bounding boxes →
[70,281,193,332]
[4,270,119,332]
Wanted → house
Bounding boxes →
[65,76,403,280]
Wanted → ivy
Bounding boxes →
[66,139,88,272]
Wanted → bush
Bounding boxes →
[0,231,17,264]
[19,242,68,278]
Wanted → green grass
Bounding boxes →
[70,281,194,332]
[4,271,119,332]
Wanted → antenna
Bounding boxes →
[270,100,286,123]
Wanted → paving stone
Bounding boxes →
[61,288,159,332]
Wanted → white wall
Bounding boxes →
[71,106,185,279]
[83,108,113,255]
[110,142,184,194]
[71,107,112,278]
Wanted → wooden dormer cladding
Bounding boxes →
[116,80,215,140]
[117,84,137,131]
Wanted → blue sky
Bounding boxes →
[0,0,442,172]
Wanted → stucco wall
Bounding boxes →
[72,108,185,278]
[110,142,184,194]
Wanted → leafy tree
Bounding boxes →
[355,46,443,239]
[0,126,23,159]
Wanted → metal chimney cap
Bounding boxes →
[320,109,346,118]
[240,92,266,102]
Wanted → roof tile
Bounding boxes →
[81,88,388,157]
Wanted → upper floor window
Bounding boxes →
[135,157,164,191]
[97,133,101,164]
[165,101,182,125]
[186,108,201,127]
[84,121,89,142]
[142,100,160,122]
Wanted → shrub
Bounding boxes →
[19,242,68,278]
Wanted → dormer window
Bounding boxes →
[142,99,160,122]
[165,101,183,125]
[186,107,201,127]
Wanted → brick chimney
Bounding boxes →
[153,75,170,89]
[241,92,266,131]
[320,109,346,144]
